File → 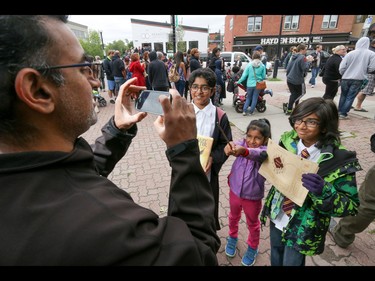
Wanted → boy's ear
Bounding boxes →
[210,88,215,97]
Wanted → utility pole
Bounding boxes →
[171,15,176,55]
[273,15,284,79]
[99,31,106,58]
[308,15,315,49]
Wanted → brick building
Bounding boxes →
[223,15,367,60]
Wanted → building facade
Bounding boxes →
[131,18,208,56]
[67,21,88,41]
[224,15,372,60]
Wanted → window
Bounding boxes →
[322,15,338,29]
[189,41,198,50]
[154,42,163,52]
[177,41,187,53]
[230,18,233,30]
[284,15,299,30]
[247,16,262,32]
[356,15,368,23]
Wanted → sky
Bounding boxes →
[68,15,226,44]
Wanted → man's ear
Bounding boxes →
[14,68,55,114]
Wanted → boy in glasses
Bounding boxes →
[188,68,233,230]
[260,97,361,266]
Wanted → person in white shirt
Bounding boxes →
[188,68,232,230]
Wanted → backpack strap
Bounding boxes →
[216,107,225,124]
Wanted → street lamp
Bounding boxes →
[171,15,177,54]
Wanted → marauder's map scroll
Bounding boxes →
[259,139,319,206]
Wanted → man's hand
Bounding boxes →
[302,173,325,195]
[114,78,147,131]
[154,90,196,148]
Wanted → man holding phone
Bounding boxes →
[0,15,220,265]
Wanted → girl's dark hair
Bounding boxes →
[188,68,216,88]
[246,118,272,143]
[288,97,340,148]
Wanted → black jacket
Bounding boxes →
[103,57,114,80]
[0,117,220,265]
[148,55,170,89]
[189,56,202,74]
[323,54,342,81]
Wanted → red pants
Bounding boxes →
[228,190,262,249]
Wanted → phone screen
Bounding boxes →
[135,90,170,115]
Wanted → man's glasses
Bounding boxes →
[35,62,100,77]
[190,84,212,93]
[293,118,320,128]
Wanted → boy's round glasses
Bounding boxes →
[293,118,320,128]
[190,84,212,93]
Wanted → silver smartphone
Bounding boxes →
[135,90,171,115]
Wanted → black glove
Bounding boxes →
[259,151,268,163]
[302,173,324,195]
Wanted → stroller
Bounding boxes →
[92,89,107,107]
[234,83,273,113]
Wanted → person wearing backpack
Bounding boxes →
[188,67,233,230]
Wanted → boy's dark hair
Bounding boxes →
[188,68,216,88]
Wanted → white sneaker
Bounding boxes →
[243,111,247,116]
[311,85,315,88]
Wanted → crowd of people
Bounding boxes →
[1,15,374,267]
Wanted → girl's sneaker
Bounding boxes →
[225,236,238,257]
[241,246,258,266]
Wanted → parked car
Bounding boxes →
[220,51,251,72]
[199,51,251,72]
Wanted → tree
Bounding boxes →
[79,30,104,59]
[106,40,127,55]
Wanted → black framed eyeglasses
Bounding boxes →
[190,84,213,93]
[35,62,101,76]
[293,118,320,128]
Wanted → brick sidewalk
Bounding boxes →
[82,78,375,266]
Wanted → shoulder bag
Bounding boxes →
[253,66,267,90]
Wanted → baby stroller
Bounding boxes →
[235,83,273,113]
[92,89,107,107]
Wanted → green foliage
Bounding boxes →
[177,41,187,53]
[79,30,133,59]
[79,30,104,59]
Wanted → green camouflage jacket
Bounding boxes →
[260,130,361,256]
